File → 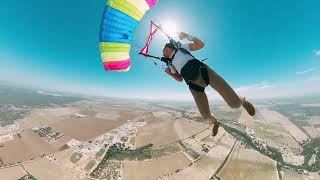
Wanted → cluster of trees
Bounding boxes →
[59,144,70,151]
[90,143,153,178]
[302,138,320,172]
[178,142,200,160]
[18,174,37,180]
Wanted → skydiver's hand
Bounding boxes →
[165,67,171,74]
[179,32,188,40]
[165,67,183,82]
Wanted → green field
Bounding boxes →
[59,144,70,151]
[70,152,83,163]
[18,174,37,180]
[85,160,96,171]
[95,148,106,158]
[120,136,128,142]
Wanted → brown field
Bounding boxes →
[174,119,209,141]
[94,111,120,120]
[1,103,140,166]
[0,165,26,180]
[122,152,191,180]
[260,109,308,142]
[254,121,301,150]
[44,107,79,117]
[0,127,5,135]
[135,115,179,148]
[201,128,227,144]
[18,109,67,129]
[129,136,135,145]
[50,135,72,150]
[207,137,235,158]
[310,116,320,125]
[163,131,233,180]
[23,158,78,180]
[54,148,78,169]
[238,108,302,150]
[233,107,309,151]
[161,165,208,180]
[218,142,278,180]
[49,117,126,142]
[174,119,211,152]
[303,126,320,138]
[0,129,57,165]
[238,111,255,128]
[282,168,315,180]
[72,155,97,173]
[194,155,222,177]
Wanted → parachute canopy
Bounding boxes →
[99,0,158,72]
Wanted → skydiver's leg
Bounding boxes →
[189,88,220,136]
[206,67,242,109]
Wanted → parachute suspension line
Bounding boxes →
[139,20,178,57]
[132,41,159,66]
[132,41,144,54]
[139,21,208,63]
[137,20,178,69]
[139,20,208,69]
[151,21,172,40]
[151,20,182,49]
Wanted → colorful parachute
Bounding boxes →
[99,0,158,72]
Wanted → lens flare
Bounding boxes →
[161,21,179,37]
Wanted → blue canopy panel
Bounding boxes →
[100,6,139,44]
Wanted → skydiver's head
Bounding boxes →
[163,43,175,58]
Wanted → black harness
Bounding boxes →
[164,47,210,92]
[182,59,209,92]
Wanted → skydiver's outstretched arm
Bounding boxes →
[179,32,205,51]
[165,67,183,82]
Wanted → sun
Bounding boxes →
[161,21,179,37]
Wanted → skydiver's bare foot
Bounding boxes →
[207,115,220,136]
[205,116,220,136]
[206,115,218,124]
[212,121,220,136]
[241,97,256,116]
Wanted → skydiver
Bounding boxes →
[163,32,256,136]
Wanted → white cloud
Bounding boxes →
[296,67,317,75]
[233,82,275,99]
[232,79,320,100]
[95,79,320,101]
[235,82,272,92]
[308,76,320,81]
[2,62,320,102]
[315,49,320,57]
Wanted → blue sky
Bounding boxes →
[0,0,320,100]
